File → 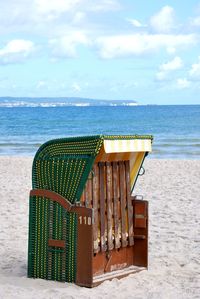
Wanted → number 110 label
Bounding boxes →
[79,216,92,225]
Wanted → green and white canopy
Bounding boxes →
[33,135,153,204]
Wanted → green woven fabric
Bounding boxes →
[32,135,104,204]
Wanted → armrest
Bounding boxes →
[30,189,72,211]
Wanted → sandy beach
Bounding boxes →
[0,157,199,299]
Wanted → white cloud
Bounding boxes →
[36,80,47,89]
[96,34,197,59]
[35,0,121,15]
[161,56,183,71]
[49,32,89,58]
[176,78,191,89]
[0,0,120,35]
[127,19,144,28]
[72,82,81,92]
[156,56,183,81]
[150,6,175,33]
[0,1,34,31]
[166,47,176,54]
[156,72,167,81]
[88,0,121,11]
[190,16,200,27]
[72,12,86,24]
[35,0,79,15]
[0,39,35,64]
[0,1,199,66]
[34,0,84,21]
[189,56,200,77]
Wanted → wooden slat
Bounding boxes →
[99,162,106,252]
[106,162,114,251]
[48,239,65,248]
[112,162,120,248]
[125,160,134,246]
[85,173,93,208]
[80,189,86,205]
[119,161,128,247]
[93,164,100,253]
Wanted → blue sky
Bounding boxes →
[0,0,200,104]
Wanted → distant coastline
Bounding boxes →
[0,97,139,107]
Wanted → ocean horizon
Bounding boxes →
[0,99,199,159]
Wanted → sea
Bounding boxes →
[0,98,200,159]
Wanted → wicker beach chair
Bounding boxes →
[28,135,153,287]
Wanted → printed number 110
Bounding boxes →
[79,216,92,225]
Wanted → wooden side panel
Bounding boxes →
[99,162,106,252]
[93,247,134,277]
[119,161,128,247]
[75,207,93,287]
[106,162,114,251]
[112,162,120,249]
[134,201,147,228]
[93,164,100,253]
[133,199,148,268]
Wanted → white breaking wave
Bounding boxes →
[0,101,88,107]
[0,101,138,107]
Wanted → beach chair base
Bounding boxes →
[92,265,146,287]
